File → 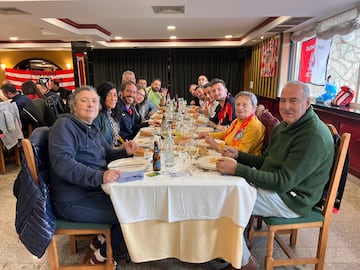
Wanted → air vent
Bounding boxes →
[152,5,185,14]
[0,7,30,15]
[267,17,313,33]
[280,17,313,26]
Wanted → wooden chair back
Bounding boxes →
[21,128,114,270]
[248,124,351,270]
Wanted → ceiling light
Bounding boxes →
[224,35,233,39]
[170,36,177,39]
[260,36,264,40]
[167,25,176,30]
[9,37,18,41]
[114,36,122,40]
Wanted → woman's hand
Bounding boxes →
[103,169,121,184]
[124,140,138,155]
[216,157,237,175]
[198,132,208,139]
[216,125,227,131]
[221,147,239,159]
[204,135,217,149]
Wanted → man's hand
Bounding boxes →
[160,87,168,97]
[221,147,239,159]
[103,169,121,184]
[198,132,209,139]
[216,157,237,175]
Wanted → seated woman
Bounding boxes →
[48,86,138,265]
[134,86,159,127]
[93,81,125,147]
[199,91,265,155]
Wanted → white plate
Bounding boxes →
[195,155,219,170]
[196,139,224,148]
[134,137,153,148]
[108,157,149,172]
[195,126,214,133]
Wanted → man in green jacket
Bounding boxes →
[217,80,335,270]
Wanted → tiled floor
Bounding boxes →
[1,164,359,270]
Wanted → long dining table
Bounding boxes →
[102,149,257,268]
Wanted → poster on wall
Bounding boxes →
[260,37,279,77]
[4,68,75,91]
[298,38,331,85]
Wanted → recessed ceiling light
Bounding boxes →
[167,25,176,30]
[225,35,233,39]
[9,37,18,41]
[260,36,264,39]
[170,36,177,39]
[114,36,122,40]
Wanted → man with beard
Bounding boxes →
[115,81,140,140]
[207,78,236,131]
[146,78,168,107]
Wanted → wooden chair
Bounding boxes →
[21,129,115,270]
[247,124,351,270]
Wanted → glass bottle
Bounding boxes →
[164,126,175,168]
[152,141,161,171]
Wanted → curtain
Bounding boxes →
[170,48,248,100]
[90,49,168,88]
[90,48,247,100]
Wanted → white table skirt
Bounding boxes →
[102,173,256,227]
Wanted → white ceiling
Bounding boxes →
[0,0,359,50]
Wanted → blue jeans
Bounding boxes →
[52,190,123,258]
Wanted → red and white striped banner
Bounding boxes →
[260,37,279,77]
[4,68,75,91]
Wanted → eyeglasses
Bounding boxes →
[136,92,145,97]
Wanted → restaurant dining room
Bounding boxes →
[1,1,360,270]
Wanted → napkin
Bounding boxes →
[116,170,144,183]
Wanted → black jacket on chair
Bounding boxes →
[13,149,55,258]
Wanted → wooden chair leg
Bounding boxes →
[0,141,5,174]
[70,235,77,254]
[14,146,20,167]
[47,237,60,270]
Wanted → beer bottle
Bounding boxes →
[153,141,161,171]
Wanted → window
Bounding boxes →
[292,28,360,106]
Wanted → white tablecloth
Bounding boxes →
[102,172,257,227]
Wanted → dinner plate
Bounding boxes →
[134,137,153,148]
[108,157,150,172]
[195,155,219,170]
[196,139,224,148]
[195,126,214,133]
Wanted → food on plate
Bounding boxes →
[173,136,192,145]
[140,129,154,137]
[134,147,146,157]
[153,114,163,120]
[197,146,209,156]
[208,157,218,164]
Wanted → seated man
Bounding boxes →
[217,81,335,270]
[146,78,168,107]
[207,78,236,131]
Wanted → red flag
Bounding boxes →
[298,38,316,83]
[4,68,75,91]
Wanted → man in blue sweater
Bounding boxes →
[217,81,335,270]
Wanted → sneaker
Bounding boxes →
[90,234,106,251]
[90,249,117,268]
[90,248,106,264]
